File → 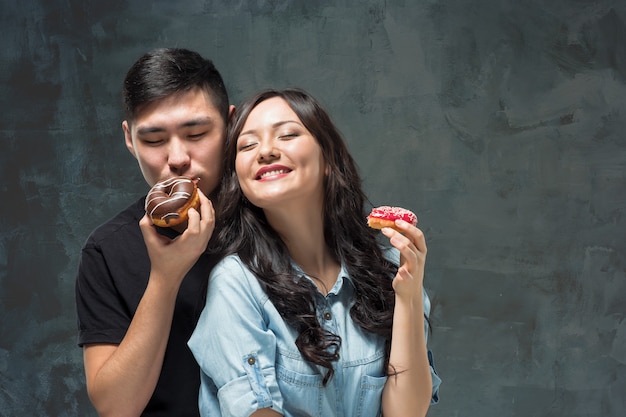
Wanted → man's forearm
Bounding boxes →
[84,276,179,417]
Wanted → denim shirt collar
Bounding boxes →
[291,261,352,297]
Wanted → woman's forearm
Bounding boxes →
[382,296,432,417]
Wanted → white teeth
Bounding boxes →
[260,169,287,179]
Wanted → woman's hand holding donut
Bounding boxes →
[379,217,432,417]
[139,189,215,288]
[380,219,427,301]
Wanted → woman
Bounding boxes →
[189,88,441,417]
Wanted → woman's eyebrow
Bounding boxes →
[239,120,301,137]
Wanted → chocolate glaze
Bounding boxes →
[145,177,196,224]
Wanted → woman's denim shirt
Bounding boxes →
[188,248,441,417]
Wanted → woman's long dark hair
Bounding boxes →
[211,89,398,384]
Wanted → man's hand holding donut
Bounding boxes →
[139,189,215,288]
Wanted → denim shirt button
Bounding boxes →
[247,357,256,365]
[323,311,332,320]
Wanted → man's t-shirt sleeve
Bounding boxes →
[75,240,131,347]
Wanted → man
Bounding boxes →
[76,48,233,416]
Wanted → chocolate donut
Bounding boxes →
[145,176,200,227]
[367,206,418,232]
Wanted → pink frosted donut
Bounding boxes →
[367,206,418,232]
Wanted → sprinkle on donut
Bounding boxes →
[367,206,418,232]
[145,176,200,227]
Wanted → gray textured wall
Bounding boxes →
[1,0,625,416]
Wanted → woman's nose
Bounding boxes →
[257,139,279,161]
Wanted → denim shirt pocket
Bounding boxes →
[356,374,387,417]
[276,361,325,416]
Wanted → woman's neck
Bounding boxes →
[264,204,340,294]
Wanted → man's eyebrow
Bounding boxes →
[180,117,215,128]
[136,126,166,135]
[136,117,215,135]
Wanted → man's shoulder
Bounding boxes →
[83,197,145,249]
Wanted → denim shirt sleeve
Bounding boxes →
[188,255,284,417]
[382,246,442,404]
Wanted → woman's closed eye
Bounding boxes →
[279,132,298,139]
[237,139,258,152]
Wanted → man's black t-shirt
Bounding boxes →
[76,197,217,416]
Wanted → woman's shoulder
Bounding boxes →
[213,253,245,269]
[380,244,400,265]
[209,254,266,297]
[211,254,250,280]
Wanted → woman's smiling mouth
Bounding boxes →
[255,165,292,180]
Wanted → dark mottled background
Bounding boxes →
[1,0,625,416]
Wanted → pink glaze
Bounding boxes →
[368,206,417,226]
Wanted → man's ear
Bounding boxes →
[228,105,236,121]
[122,120,136,158]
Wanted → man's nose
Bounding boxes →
[168,138,191,174]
